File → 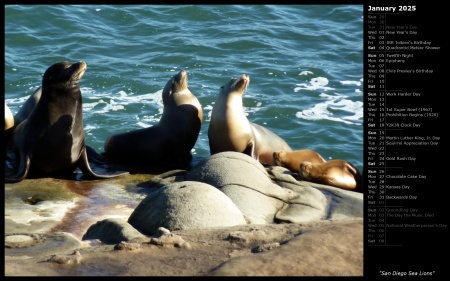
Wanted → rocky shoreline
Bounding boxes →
[5,219,363,276]
[4,152,363,276]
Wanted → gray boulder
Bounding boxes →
[268,165,363,220]
[5,232,82,258]
[126,152,362,237]
[186,152,328,224]
[82,218,149,244]
[128,181,246,235]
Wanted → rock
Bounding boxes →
[186,151,270,186]
[82,218,149,244]
[5,232,83,258]
[114,241,141,251]
[4,175,154,239]
[149,227,192,249]
[4,153,364,277]
[4,178,83,234]
[208,219,363,276]
[128,181,247,235]
[171,155,361,225]
[252,242,281,253]
[186,152,328,224]
[227,229,270,245]
[268,165,363,220]
[305,183,364,220]
[47,251,82,265]
[5,219,363,276]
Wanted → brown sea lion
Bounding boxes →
[273,149,326,173]
[208,74,292,165]
[299,159,363,193]
[13,86,42,127]
[6,87,42,151]
[5,61,128,183]
[104,69,203,169]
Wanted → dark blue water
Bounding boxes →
[4,5,364,171]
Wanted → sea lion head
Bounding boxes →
[299,160,362,192]
[299,161,315,181]
[273,150,286,167]
[162,69,189,106]
[220,74,250,96]
[42,61,86,91]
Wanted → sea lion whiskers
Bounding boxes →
[243,79,249,94]
[240,74,250,93]
[71,70,86,85]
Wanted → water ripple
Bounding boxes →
[5,4,364,170]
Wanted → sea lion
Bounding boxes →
[104,69,202,169]
[273,149,326,173]
[5,103,15,151]
[13,86,42,127]
[299,159,363,193]
[5,61,128,183]
[208,74,292,165]
[5,103,14,131]
[6,87,43,151]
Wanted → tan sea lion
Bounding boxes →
[273,149,326,173]
[5,103,15,150]
[5,103,14,131]
[208,74,292,165]
[104,69,203,169]
[299,159,363,193]
[5,61,129,183]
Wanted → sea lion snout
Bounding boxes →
[174,69,188,86]
[299,161,313,180]
[230,74,249,92]
[273,150,285,166]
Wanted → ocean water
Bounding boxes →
[4,5,364,172]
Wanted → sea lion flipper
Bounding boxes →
[243,141,256,159]
[85,145,108,166]
[5,154,31,183]
[78,148,129,179]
